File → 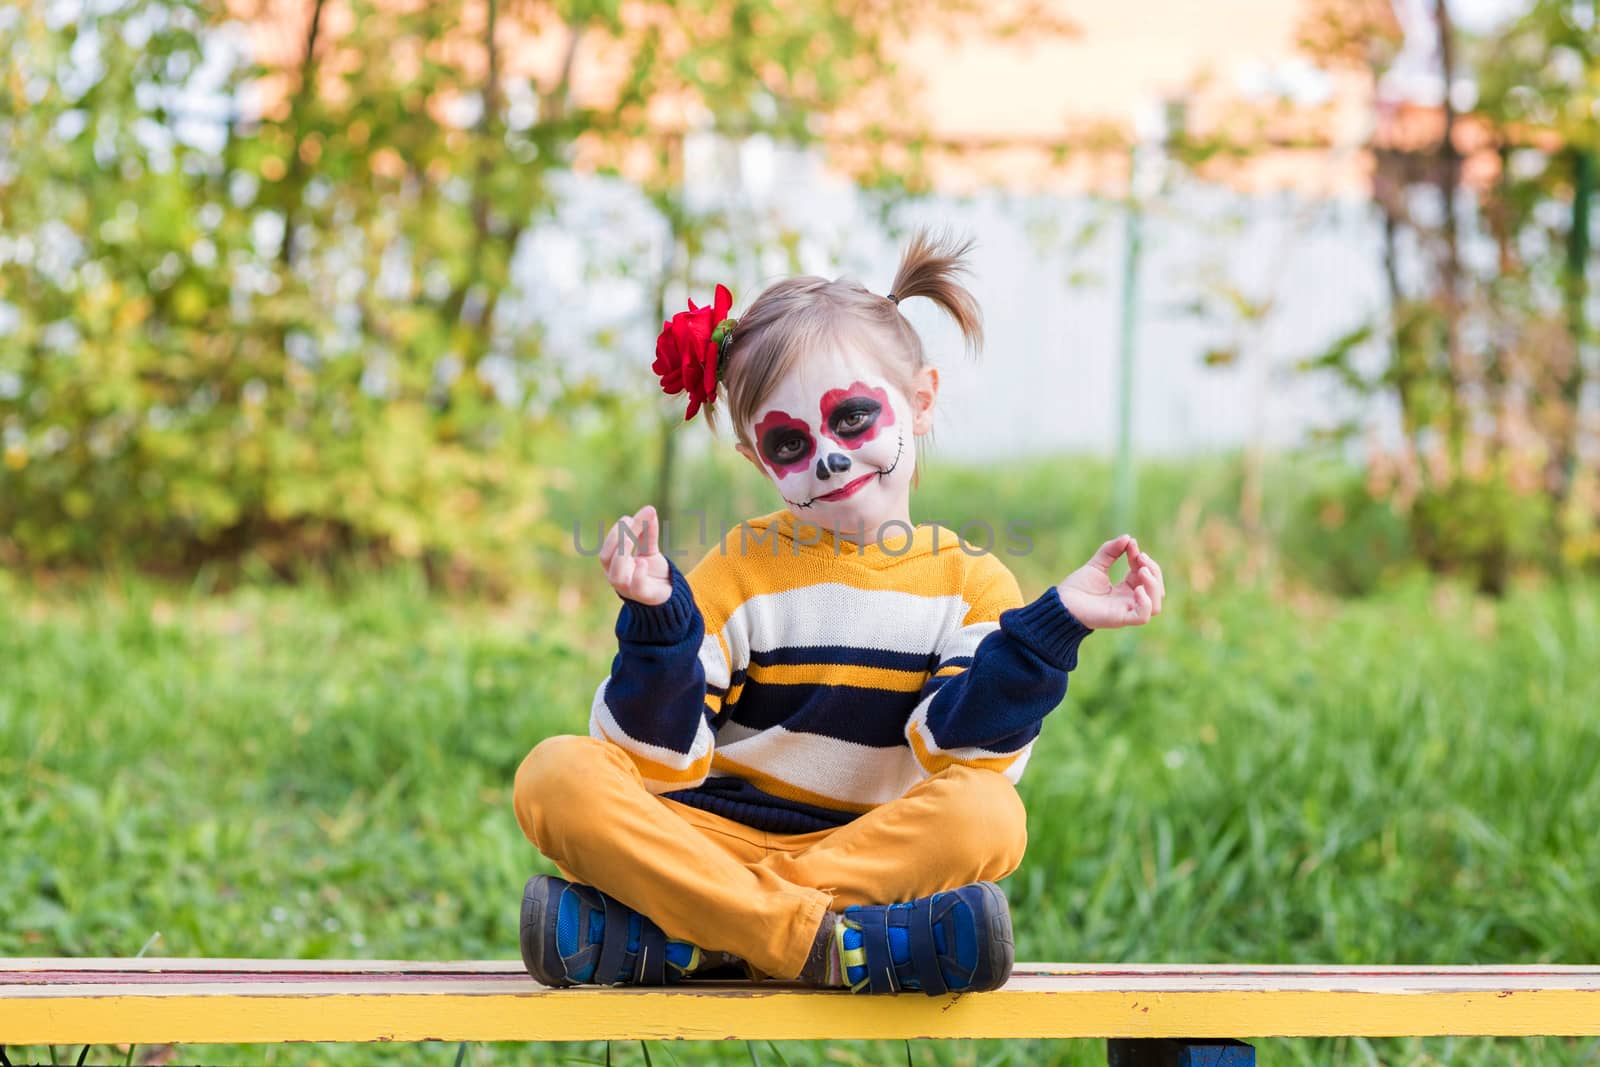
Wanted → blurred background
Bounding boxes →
[2,0,1598,1064]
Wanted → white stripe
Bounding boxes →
[588,678,714,770]
[717,726,925,806]
[935,620,1000,661]
[698,633,731,690]
[905,617,1036,783]
[1003,744,1033,783]
[716,584,971,661]
[907,705,1035,783]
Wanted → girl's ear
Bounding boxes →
[910,366,939,435]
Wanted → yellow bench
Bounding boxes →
[5,960,1599,1065]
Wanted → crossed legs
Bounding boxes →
[512,735,1027,979]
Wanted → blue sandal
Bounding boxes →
[836,881,1014,996]
[520,875,701,987]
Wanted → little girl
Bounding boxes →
[512,231,1165,995]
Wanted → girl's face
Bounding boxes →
[739,344,931,536]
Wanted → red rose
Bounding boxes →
[652,283,733,420]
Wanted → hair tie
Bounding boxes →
[886,293,900,305]
[651,284,735,421]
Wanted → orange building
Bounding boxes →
[236,0,1396,197]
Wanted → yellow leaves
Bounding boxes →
[112,295,150,332]
[260,155,288,181]
[170,282,208,324]
[4,444,28,471]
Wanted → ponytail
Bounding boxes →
[887,229,984,357]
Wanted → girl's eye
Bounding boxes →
[831,402,880,437]
[761,428,812,466]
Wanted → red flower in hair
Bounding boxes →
[652,284,734,420]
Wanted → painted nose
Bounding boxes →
[816,452,852,479]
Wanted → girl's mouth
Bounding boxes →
[816,473,875,502]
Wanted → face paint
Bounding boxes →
[743,346,916,534]
[754,410,816,478]
[820,381,894,447]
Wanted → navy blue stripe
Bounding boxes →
[921,619,1068,748]
[727,680,919,748]
[664,776,857,834]
[747,645,938,672]
[984,720,1043,753]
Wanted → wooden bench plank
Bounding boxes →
[3,961,1598,1045]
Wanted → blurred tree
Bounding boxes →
[0,0,1068,579]
[1291,0,1597,592]
[1474,0,1598,539]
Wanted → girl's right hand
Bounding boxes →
[599,505,673,606]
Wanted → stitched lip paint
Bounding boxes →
[816,472,875,502]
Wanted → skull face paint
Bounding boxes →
[742,345,915,534]
[820,381,895,447]
[754,410,816,479]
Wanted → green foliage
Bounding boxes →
[1275,463,1414,597]
[1408,474,1556,594]
[1282,0,1600,591]
[0,0,1060,578]
[1476,0,1600,154]
[0,1,560,574]
[3,459,1599,1066]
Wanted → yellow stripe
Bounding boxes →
[594,724,711,786]
[934,664,966,678]
[709,753,876,815]
[961,558,1025,626]
[907,723,1024,776]
[10,979,1600,1042]
[704,693,724,715]
[744,661,927,692]
[690,519,976,635]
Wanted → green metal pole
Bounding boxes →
[1113,144,1144,536]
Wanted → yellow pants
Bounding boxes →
[512,734,1028,980]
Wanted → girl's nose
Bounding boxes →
[816,452,852,479]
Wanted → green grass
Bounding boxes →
[3,455,1599,1066]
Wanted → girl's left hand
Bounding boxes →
[1055,534,1165,630]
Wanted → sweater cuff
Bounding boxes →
[615,558,698,644]
[1001,589,1093,671]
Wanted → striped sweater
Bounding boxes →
[589,510,1093,833]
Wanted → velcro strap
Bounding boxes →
[856,907,899,994]
[592,895,635,985]
[559,887,602,977]
[905,898,948,996]
[636,922,669,985]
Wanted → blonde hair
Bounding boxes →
[715,229,983,452]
